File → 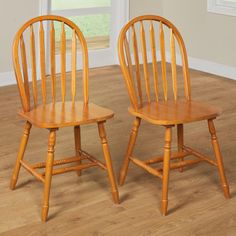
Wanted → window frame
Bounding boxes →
[208,0,236,16]
[39,0,129,69]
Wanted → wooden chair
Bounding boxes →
[118,15,230,215]
[10,15,119,221]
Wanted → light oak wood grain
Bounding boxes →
[10,15,119,222]
[150,21,159,102]
[118,15,230,216]
[18,101,114,129]
[132,25,142,103]
[39,21,46,105]
[159,21,168,101]
[1,64,236,235]
[128,100,222,125]
[140,21,151,103]
[50,22,56,103]
[30,25,38,107]
[61,22,66,103]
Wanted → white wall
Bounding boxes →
[161,0,236,75]
[0,0,39,73]
[0,0,236,86]
[130,0,162,18]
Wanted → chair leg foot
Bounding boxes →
[223,185,230,199]
[119,118,141,186]
[41,129,57,222]
[112,190,120,204]
[41,205,49,222]
[161,126,172,216]
[10,177,17,190]
[10,121,32,190]
[161,200,168,216]
[208,119,230,199]
[119,172,127,187]
[98,122,120,204]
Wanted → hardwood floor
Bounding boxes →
[0,65,236,235]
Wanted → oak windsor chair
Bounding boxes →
[118,15,230,215]
[10,15,119,221]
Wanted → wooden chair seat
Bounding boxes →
[19,101,114,128]
[129,100,221,125]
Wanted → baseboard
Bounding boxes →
[135,50,236,81]
[0,71,16,87]
[1,55,236,87]
[189,57,236,80]
[164,51,236,80]
[0,70,32,87]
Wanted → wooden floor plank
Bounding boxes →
[0,64,236,235]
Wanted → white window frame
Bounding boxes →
[208,0,236,16]
[39,0,129,70]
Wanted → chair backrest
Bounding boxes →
[118,15,191,110]
[13,15,89,112]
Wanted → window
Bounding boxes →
[51,0,112,52]
[208,0,236,16]
[40,0,129,68]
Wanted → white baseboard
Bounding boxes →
[188,57,236,80]
[0,71,16,87]
[0,70,33,87]
[1,54,236,87]
[164,51,236,80]
[135,50,236,81]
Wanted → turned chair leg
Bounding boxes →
[177,124,184,172]
[98,122,119,204]
[119,117,141,186]
[10,121,32,190]
[208,119,230,198]
[162,126,172,216]
[42,129,57,222]
[74,126,82,176]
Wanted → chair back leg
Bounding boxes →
[162,126,172,215]
[208,119,230,198]
[42,129,57,222]
[119,117,141,186]
[10,121,32,190]
[98,122,119,204]
[177,124,184,172]
[74,126,82,176]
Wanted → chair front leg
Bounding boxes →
[208,119,230,198]
[74,126,82,176]
[10,121,32,190]
[162,126,172,216]
[177,124,184,172]
[42,129,57,222]
[119,117,141,186]
[98,122,119,204]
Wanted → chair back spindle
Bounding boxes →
[39,21,47,104]
[140,21,151,103]
[150,21,159,102]
[50,21,56,103]
[118,15,191,110]
[131,25,143,104]
[60,22,67,103]
[30,25,38,107]
[20,36,30,104]
[13,15,89,112]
